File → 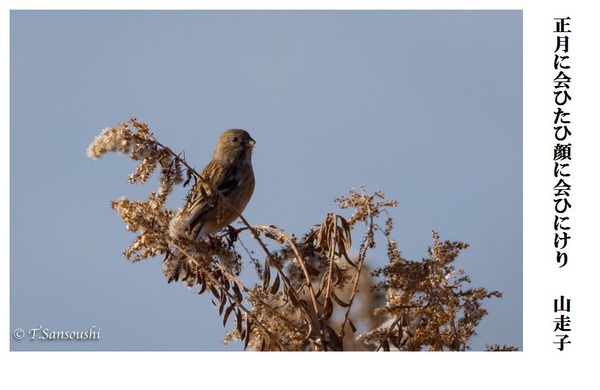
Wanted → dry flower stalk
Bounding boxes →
[88,119,515,351]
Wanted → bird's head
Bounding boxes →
[213,128,255,162]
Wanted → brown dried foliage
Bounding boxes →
[88,119,516,351]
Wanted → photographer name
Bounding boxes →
[19,326,101,341]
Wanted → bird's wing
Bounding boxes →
[184,161,240,236]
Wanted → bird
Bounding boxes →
[173,129,256,239]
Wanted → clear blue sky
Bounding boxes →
[10,10,522,351]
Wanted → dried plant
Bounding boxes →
[88,119,516,351]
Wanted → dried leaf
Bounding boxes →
[343,252,358,268]
[235,310,243,334]
[243,317,253,350]
[287,288,301,307]
[221,276,230,292]
[331,264,343,286]
[348,318,357,333]
[331,291,350,307]
[209,284,220,300]
[314,285,323,299]
[382,339,390,352]
[232,283,243,303]
[218,291,227,314]
[197,280,207,294]
[199,185,209,203]
[322,297,333,320]
[259,337,266,351]
[399,337,409,349]
[270,274,281,295]
[340,216,352,248]
[389,337,402,351]
[222,304,235,327]
[323,324,342,351]
[183,169,193,187]
[170,257,182,282]
[196,271,206,294]
[262,261,271,291]
[401,312,409,327]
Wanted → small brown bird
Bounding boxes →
[172,129,256,239]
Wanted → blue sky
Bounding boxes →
[10,10,522,351]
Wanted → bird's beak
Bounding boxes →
[247,138,256,147]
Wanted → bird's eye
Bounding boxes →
[231,137,239,142]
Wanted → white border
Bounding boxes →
[3,1,599,388]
